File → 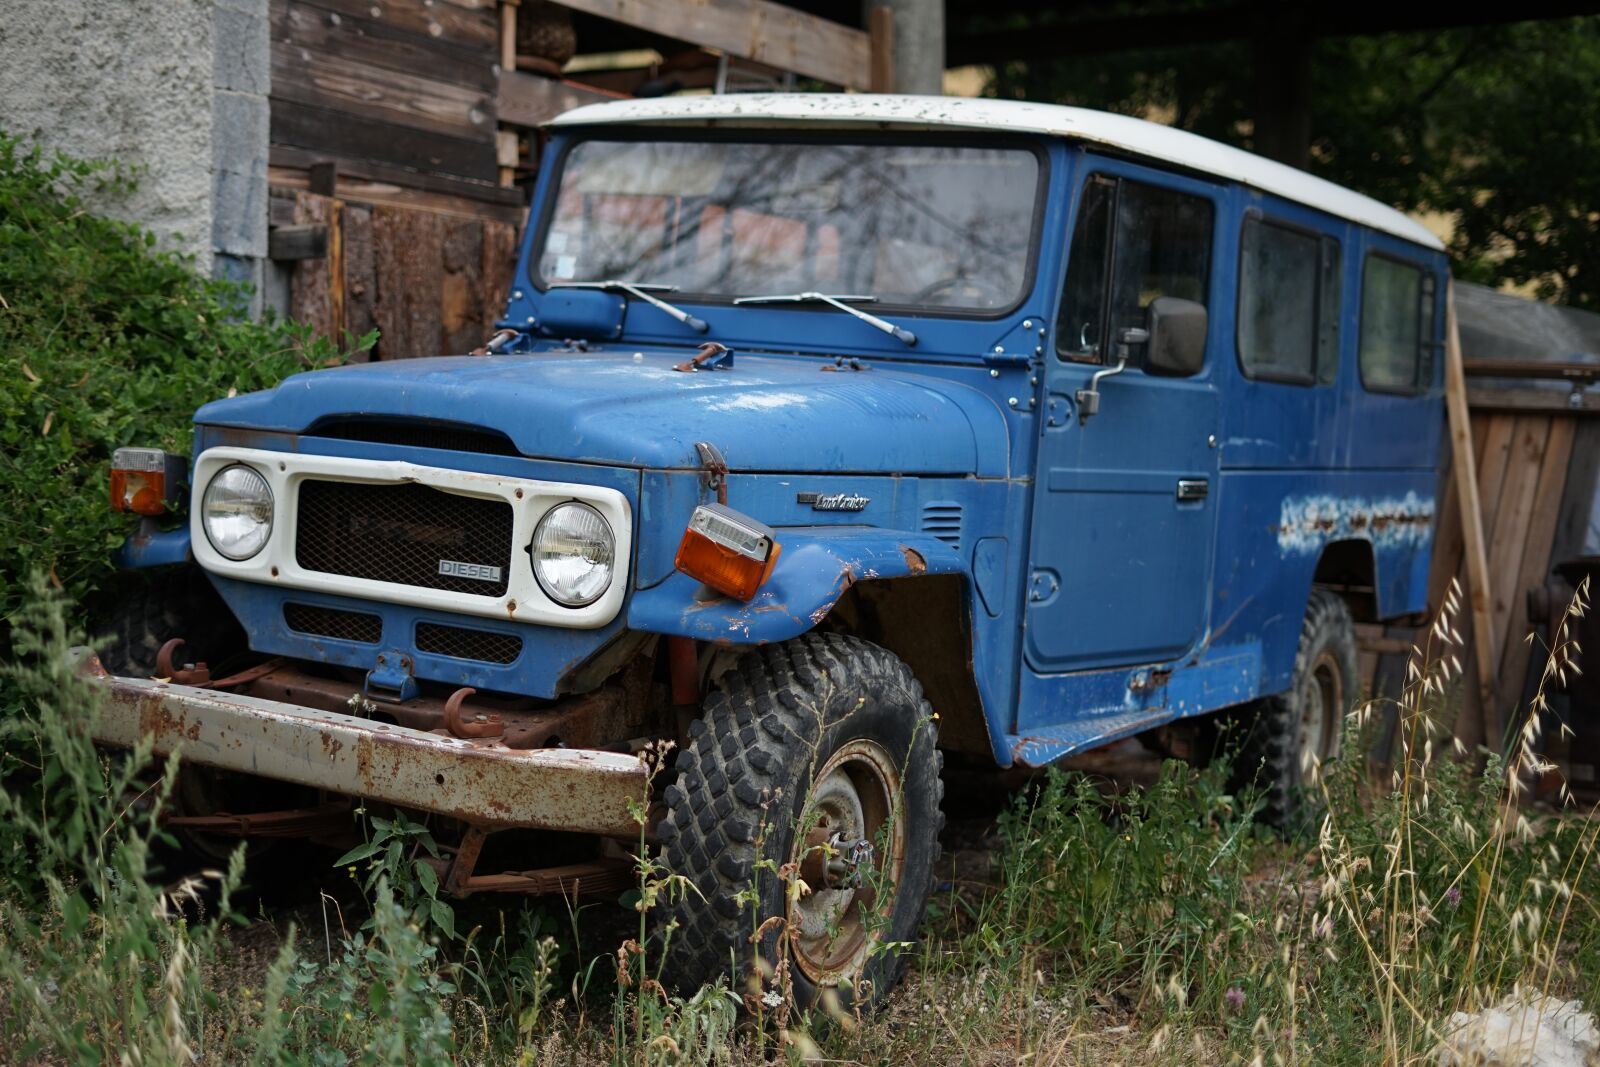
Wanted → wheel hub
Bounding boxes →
[1297,650,1344,780]
[787,738,905,986]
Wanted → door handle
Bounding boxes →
[1176,479,1209,501]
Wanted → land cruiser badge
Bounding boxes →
[439,560,503,583]
[797,492,870,512]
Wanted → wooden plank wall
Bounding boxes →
[278,190,518,359]
[268,0,520,214]
[1360,403,1580,755]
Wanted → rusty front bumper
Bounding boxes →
[70,648,648,838]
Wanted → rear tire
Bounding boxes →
[1227,588,1357,831]
[658,633,943,1015]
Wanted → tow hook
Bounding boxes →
[155,638,211,686]
[443,686,504,739]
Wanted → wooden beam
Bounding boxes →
[869,5,895,93]
[497,128,520,187]
[268,223,329,261]
[1445,282,1501,750]
[497,69,622,127]
[548,0,872,89]
[1464,384,1600,414]
[270,157,527,228]
[1464,358,1600,384]
[273,99,499,183]
[500,0,519,73]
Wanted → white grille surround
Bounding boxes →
[189,447,633,629]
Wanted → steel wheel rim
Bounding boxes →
[787,737,906,987]
[1298,650,1344,781]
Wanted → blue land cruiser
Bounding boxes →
[86,94,1446,1010]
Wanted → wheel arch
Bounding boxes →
[1312,537,1379,623]
[626,526,994,757]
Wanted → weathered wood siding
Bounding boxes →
[279,190,518,360]
[268,0,508,203]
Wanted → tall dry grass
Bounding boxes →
[0,576,1594,1065]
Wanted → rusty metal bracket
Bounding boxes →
[165,805,352,838]
[461,857,633,896]
[694,440,729,505]
[820,356,869,372]
[471,328,520,356]
[673,341,733,372]
[443,826,488,895]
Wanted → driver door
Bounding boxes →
[1024,161,1224,676]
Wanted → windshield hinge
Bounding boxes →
[982,347,1033,369]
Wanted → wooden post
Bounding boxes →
[500,0,519,72]
[499,0,521,187]
[869,5,895,93]
[1444,281,1499,747]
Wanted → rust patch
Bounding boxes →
[900,546,927,575]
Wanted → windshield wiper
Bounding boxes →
[732,292,917,347]
[549,280,708,334]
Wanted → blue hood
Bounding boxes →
[195,351,1010,476]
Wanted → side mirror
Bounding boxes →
[1145,296,1207,377]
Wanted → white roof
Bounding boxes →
[551,94,1444,251]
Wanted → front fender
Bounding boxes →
[626,526,964,645]
[115,524,193,569]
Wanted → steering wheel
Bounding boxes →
[909,273,1011,307]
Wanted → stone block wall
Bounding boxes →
[0,0,270,310]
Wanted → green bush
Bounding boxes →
[0,132,368,625]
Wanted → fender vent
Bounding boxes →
[415,622,523,665]
[921,501,963,552]
[284,603,383,645]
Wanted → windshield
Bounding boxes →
[535,137,1042,313]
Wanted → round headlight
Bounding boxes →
[531,502,614,607]
[201,464,274,561]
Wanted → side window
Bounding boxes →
[1359,254,1437,393]
[1056,175,1213,366]
[1238,217,1342,385]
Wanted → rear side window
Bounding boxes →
[1359,254,1437,393]
[1237,217,1341,385]
[1057,175,1213,367]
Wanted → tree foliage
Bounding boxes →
[0,133,369,624]
[990,17,1600,310]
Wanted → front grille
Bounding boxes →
[308,418,519,457]
[284,602,383,644]
[295,480,514,597]
[415,622,523,664]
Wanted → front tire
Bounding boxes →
[658,634,943,1014]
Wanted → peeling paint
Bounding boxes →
[1275,492,1434,554]
[702,391,813,413]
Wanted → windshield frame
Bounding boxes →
[529,127,1052,322]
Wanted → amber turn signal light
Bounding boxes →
[674,503,781,601]
[110,448,186,517]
